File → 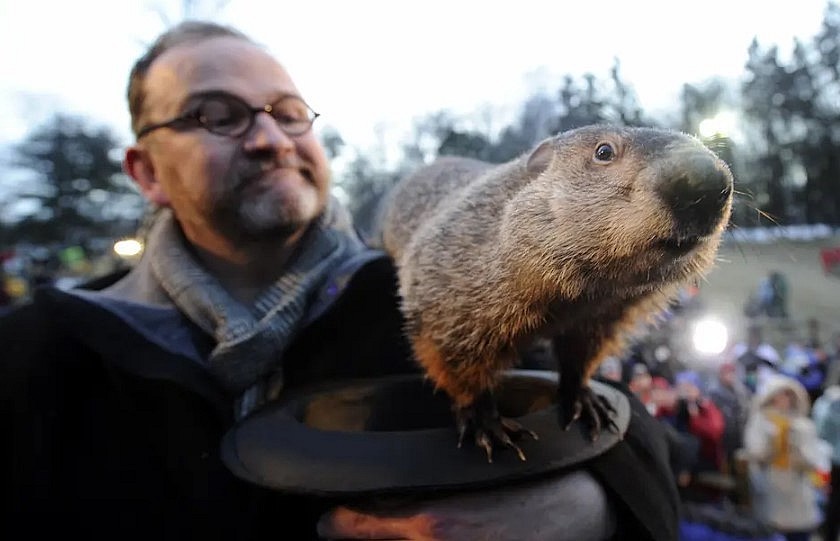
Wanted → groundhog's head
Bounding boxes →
[504,125,733,299]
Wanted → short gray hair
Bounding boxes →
[126,21,255,136]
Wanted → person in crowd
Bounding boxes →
[26,250,55,292]
[628,362,672,417]
[750,270,788,319]
[658,371,726,475]
[707,361,751,473]
[0,20,680,541]
[823,329,840,389]
[805,317,823,351]
[0,268,12,312]
[731,324,781,393]
[813,384,840,541]
[780,332,825,403]
[623,364,696,494]
[743,375,831,541]
[598,355,624,383]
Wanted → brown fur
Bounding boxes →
[380,125,734,412]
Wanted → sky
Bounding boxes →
[0,0,832,166]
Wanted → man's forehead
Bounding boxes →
[144,37,298,114]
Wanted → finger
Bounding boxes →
[317,506,424,540]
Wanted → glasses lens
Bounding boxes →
[197,96,251,136]
[272,96,316,135]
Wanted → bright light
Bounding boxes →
[692,318,729,355]
[698,112,738,139]
[113,238,144,258]
[654,345,672,363]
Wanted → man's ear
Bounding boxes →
[124,146,170,206]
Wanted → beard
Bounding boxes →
[209,161,324,241]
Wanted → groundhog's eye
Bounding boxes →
[594,143,616,163]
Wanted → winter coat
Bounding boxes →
[743,375,831,532]
[707,379,750,457]
[0,253,415,540]
[659,398,726,472]
[813,385,840,466]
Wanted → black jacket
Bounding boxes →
[1,254,678,540]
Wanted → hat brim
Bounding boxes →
[221,370,629,496]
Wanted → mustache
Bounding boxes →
[237,156,308,181]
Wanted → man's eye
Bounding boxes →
[273,98,310,122]
[198,99,241,127]
[274,113,305,123]
[273,109,308,123]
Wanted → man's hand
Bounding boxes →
[316,470,615,541]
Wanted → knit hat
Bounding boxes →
[675,370,702,389]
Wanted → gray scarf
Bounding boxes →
[145,200,363,417]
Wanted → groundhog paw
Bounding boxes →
[453,391,538,463]
[559,387,620,441]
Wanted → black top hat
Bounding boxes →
[221,370,629,496]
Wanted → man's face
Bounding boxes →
[629,373,651,394]
[770,389,794,412]
[129,37,330,246]
[719,364,736,386]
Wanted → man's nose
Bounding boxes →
[242,112,295,153]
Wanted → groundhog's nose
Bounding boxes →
[658,156,733,236]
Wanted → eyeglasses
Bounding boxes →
[136,91,320,139]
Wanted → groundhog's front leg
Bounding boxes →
[552,330,620,440]
[411,332,537,462]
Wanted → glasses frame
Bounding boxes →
[136,90,320,140]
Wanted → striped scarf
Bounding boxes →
[766,409,792,469]
[145,200,363,417]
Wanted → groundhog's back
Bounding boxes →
[380,156,492,261]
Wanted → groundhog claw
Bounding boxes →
[454,392,538,463]
[560,387,619,441]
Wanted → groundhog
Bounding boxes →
[379,125,734,461]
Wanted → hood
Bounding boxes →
[753,373,811,416]
[822,385,840,401]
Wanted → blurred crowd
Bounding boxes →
[601,313,840,541]
[0,246,128,315]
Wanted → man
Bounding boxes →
[658,371,725,475]
[706,361,751,472]
[813,384,840,541]
[732,324,780,393]
[823,329,840,389]
[598,356,623,383]
[1,21,677,540]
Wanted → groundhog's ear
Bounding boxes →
[526,138,554,175]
